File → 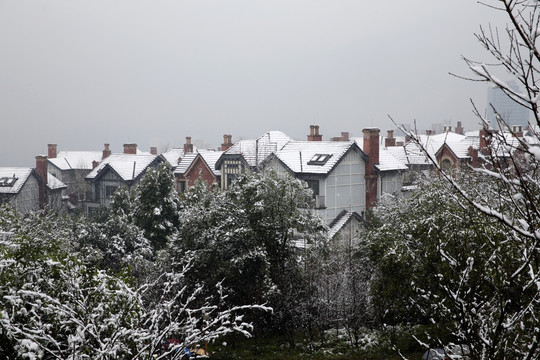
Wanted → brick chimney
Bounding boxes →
[150,146,158,155]
[221,134,233,151]
[35,155,48,209]
[123,143,137,154]
[479,124,492,156]
[307,125,323,141]
[331,132,350,141]
[102,143,111,159]
[92,160,99,169]
[455,121,464,135]
[511,125,523,137]
[385,130,396,147]
[426,129,434,136]
[184,137,193,154]
[363,128,380,211]
[48,144,57,159]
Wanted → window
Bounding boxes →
[0,177,17,187]
[308,154,332,165]
[177,180,186,193]
[441,159,452,171]
[305,179,320,196]
[105,185,118,198]
[226,174,237,188]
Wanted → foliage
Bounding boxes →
[367,177,540,359]
[168,173,326,341]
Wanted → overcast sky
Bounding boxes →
[0,0,507,167]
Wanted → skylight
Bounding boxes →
[0,177,17,187]
[307,154,332,165]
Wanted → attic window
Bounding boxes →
[307,154,332,165]
[0,177,17,187]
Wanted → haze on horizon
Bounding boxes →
[0,0,506,167]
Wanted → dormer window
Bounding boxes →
[0,177,17,187]
[308,154,332,165]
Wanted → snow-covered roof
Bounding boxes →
[0,168,34,194]
[328,210,364,239]
[220,131,291,167]
[161,148,185,166]
[273,141,359,175]
[47,173,66,190]
[48,151,103,170]
[376,148,409,171]
[175,150,224,176]
[351,137,408,172]
[86,154,161,182]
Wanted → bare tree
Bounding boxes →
[389,1,540,359]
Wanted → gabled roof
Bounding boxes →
[47,173,67,190]
[0,168,35,194]
[376,148,409,172]
[328,210,365,239]
[216,131,291,168]
[49,151,103,171]
[270,140,365,175]
[174,150,223,177]
[85,154,163,182]
[161,148,185,166]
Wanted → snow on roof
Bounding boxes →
[376,148,409,171]
[274,141,355,174]
[48,151,103,170]
[175,153,197,175]
[328,210,364,239]
[162,148,185,166]
[199,150,223,176]
[86,154,159,182]
[0,168,33,194]
[222,131,291,167]
[175,150,224,176]
[47,173,66,190]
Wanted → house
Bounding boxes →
[161,137,199,167]
[262,127,407,225]
[327,210,367,247]
[0,167,41,214]
[46,143,106,209]
[215,131,292,190]
[84,143,165,214]
[174,149,223,193]
[0,155,67,214]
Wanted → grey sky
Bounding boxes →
[1,0,505,167]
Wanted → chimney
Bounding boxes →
[363,128,380,211]
[221,134,233,151]
[123,143,137,154]
[102,143,111,159]
[385,130,396,147]
[511,125,523,137]
[150,146,158,155]
[184,137,193,154]
[92,160,99,169]
[455,121,464,135]
[443,125,452,133]
[479,124,492,156]
[35,155,48,209]
[331,132,350,142]
[307,125,322,141]
[426,129,434,136]
[48,144,57,159]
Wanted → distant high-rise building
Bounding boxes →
[487,81,529,129]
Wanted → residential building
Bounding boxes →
[215,131,291,190]
[174,149,223,193]
[84,144,165,214]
